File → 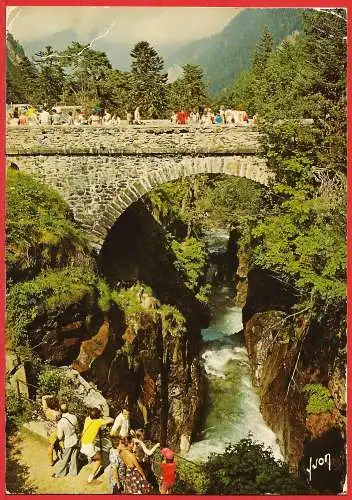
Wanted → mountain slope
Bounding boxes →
[165,8,304,95]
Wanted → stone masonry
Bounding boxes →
[6,125,273,250]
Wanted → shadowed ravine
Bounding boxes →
[186,231,283,461]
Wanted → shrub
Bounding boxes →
[6,388,35,432]
[97,279,111,313]
[203,437,311,494]
[159,304,186,337]
[173,458,209,494]
[37,366,90,427]
[111,283,153,317]
[171,237,208,293]
[302,383,335,414]
[6,168,90,284]
[6,266,97,349]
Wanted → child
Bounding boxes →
[160,448,176,494]
[108,436,126,493]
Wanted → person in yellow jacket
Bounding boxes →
[80,407,113,483]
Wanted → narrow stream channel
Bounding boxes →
[186,231,283,461]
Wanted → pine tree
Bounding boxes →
[130,41,168,118]
[169,64,208,112]
[33,46,65,106]
[252,26,274,78]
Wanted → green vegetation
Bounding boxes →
[7,168,90,285]
[130,41,168,118]
[171,238,207,292]
[225,10,346,323]
[6,389,35,432]
[169,64,208,112]
[7,266,96,349]
[156,437,311,494]
[203,438,311,494]
[174,458,209,494]
[302,384,335,414]
[111,283,154,317]
[159,304,186,337]
[167,8,303,95]
[97,279,112,314]
[36,365,89,426]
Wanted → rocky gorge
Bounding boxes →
[6,167,346,494]
[233,234,346,493]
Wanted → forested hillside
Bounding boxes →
[166,8,303,94]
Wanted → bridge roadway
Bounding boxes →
[6,123,272,251]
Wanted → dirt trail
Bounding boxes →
[7,429,109,494]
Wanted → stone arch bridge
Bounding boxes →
[6,125,272,250]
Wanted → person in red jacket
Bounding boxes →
[177,110,188,125]
[160,448,176,494]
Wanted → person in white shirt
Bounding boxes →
[134,107,141,125]
[102,111,112,126]
[52,404,79,478]
[110,408,130,438]
[39,108,51,125]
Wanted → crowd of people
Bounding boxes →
[42,396,176,494]
[171,107,256,126]
[7,103,256,127]
[6,105,123,127]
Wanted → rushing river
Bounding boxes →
[186,231,283,461]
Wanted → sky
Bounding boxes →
[6,6,242,47]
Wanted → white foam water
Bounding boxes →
[187,294,283,462]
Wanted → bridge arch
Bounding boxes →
[91,155,270,250]
[6,125,273,251]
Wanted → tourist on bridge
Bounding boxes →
[41,395,63,467]
[39,107,51,125]
[102,110,112,126]
[80,407,114,483]
[51,108,64,126]
[88,111,102,126]
[127,111,133,125]
[160,447,176,494]
[220,106,225,123]
[52,403,79,477]
[18,109,28,126]
[119,436,152,493]
[110,408,130,439]
[111,114,121,125]
[66,111,74,126]
[215,111,223,124]
[108,436,126,493]
[189,111,198,124]
[8,107,19,126]
[177,110,188,125]
[134,106,142,125]
[133,428,160,490]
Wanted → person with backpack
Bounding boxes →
[52,403,79,478]
[80,407,114,483]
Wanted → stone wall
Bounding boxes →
[6,125,261,155]
[6,126,272,250]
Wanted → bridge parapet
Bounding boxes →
[6,125,261,156]
[6,125,272,252]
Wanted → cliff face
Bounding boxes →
[19,201,207,454]
[240,264,346,493]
